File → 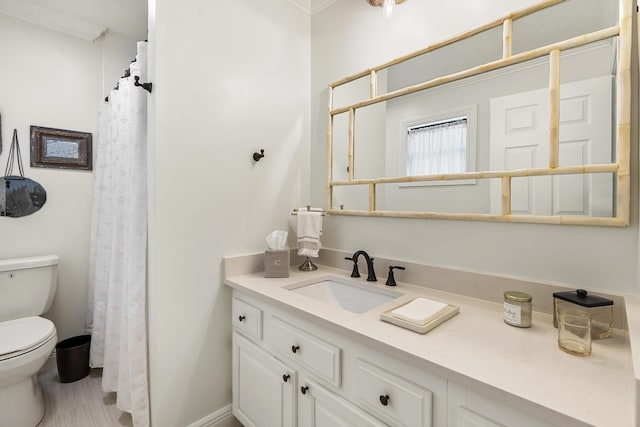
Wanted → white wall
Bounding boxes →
[311,1,639,294]
[0,14,99,340]
[148,0,310,425]
[102,32,140,98]
[0,14,142,341]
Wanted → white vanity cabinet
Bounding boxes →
[226,265,635,427]
[231,291,448,427]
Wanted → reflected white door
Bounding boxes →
[490,76,613,217]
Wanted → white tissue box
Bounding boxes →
[264,250,290,278]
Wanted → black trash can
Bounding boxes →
[55,335,91,383]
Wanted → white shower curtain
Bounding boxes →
[86,41,150,427]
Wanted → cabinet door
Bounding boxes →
[233,333,296,427]
[269,316,342,387]
[355,358,434,427]
[448,382,555,427]
[232,297,263,340]
[298,379,386,427]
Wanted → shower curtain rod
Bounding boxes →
[104,56,151,102]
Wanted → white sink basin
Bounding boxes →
[285,276,403,314]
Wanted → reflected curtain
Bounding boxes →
[85,41,150,427]
[407,118,467,176]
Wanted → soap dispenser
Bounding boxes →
[552,289,613,339]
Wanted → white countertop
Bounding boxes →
[224,265,635,427]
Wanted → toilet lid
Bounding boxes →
[0,316,56,360]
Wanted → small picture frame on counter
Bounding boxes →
[264,250,290,278]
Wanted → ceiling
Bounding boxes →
[0,0,147,41]
[0,0,342,43]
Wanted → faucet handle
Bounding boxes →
[344,256,360,278]
[385,266,406,287]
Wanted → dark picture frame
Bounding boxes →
[30,126,92,170]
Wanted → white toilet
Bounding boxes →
[0,255,58,427]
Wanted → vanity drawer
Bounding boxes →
[269,316,341,387]
[355,358,433,427]
[232,297,262,340]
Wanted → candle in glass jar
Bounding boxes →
[503,291,532,328]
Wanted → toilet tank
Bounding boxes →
[0,255,59,322]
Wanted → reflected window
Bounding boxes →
[400,105,477,187]
[407,117,468,175]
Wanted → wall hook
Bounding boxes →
[134,76,153,93]
[253,149,265,162]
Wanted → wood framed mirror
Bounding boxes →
[327,0,633,226]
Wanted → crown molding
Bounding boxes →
[311,0,337,14]
[288,0,336,15]
[0,0,106,41]
[287,0,310,14]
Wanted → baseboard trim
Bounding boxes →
[186,404,235,427]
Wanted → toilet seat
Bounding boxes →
[0,317,56,361]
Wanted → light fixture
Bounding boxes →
[367,0,405,18]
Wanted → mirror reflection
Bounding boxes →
[329,0,625,223]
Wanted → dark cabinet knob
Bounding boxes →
[379,394,390,406]
[291,345,300,354]
[282,374,290,383]
[238,315,246,322]
[301,386,309,395]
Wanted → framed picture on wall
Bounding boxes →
[30,126,92,170]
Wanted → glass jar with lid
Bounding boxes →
[553,289,613,339]
[503,291,532,328]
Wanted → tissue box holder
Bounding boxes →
[264,250,290,278]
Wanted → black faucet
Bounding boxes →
[345,250,377,282]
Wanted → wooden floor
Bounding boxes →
[37,358,133,427]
